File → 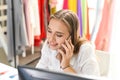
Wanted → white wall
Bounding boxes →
[108,0,120,79]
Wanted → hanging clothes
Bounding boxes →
[35,0,47,46]
[56,0,64,11]
[90,0,104,42]
[62,0,90,39]
[68,0,77,13]
[86,3,90,40]
[23,0,34,46]
[77,0,83,37]
[29,0,41,37]
[81,0,88,38]
[49,0,57,8]
[63,0,68,9]
[14,0,28,46]
[13,0,29,54]
[95,0,114,51]
[49,0,57,14]
[29,0,41,47]
[7,0,29,61]
[7,0,14,61]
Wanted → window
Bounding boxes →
[0,21,1,25]
[3,0,7,5]
[3,9,7,15]
[0,21,2,27]
[0,0,1,5]
[0,11,1,16]
[4,20,7,26]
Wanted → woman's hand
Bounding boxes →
[57,39,74,69]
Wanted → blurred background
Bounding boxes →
[0,0,120,79]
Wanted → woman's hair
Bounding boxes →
[49,10,86,54]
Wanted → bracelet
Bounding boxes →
[61,65,70,70]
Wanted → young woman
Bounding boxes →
[36,10,100,76]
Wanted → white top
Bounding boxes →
[36,40,100,76]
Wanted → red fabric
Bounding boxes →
[95,0,113,51]
[34,0,46,46]
[34,36,41,46]
[63,0,68,9]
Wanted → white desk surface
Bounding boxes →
[0,63,18,80]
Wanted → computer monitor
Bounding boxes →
[17,66,95,80]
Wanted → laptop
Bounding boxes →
[17,66,95,80]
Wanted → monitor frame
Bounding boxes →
[17,66,95,80]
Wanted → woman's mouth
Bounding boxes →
[49,42,58,47]
[49,43,57,47]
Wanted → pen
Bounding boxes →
[0,71,8,75]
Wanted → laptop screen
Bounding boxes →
[17,66,94,80]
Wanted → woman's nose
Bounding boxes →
[49,34,55,42]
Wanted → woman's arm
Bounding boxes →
[57,39,76,73]
[62,65,76,73]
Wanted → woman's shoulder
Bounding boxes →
[73,41,96,67]
[77,41,96,59]
[80,41,95,49]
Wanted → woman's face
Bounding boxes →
[47,18,70,50]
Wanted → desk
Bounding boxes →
[0,63,18,80]
[0,63,110,80]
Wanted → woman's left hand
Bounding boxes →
[57,39,74,69]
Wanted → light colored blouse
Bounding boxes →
[36,40,100,76]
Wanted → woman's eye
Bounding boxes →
[56,35,63,37]
[47,30,52,33]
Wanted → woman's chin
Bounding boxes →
[49,45,58,50]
